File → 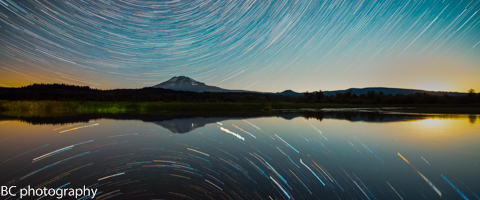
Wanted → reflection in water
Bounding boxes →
[1,111,475,133]
[416,118,445,127]
[469,115,477,124]
[0,112,479,199]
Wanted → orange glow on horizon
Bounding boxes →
[415,82,449,92]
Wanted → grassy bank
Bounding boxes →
[0,100,367,113]
[0,100,479,117]
[0,101,273,117]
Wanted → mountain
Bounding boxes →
[152,117,245,133]
[276,90,303,97]
[322,87,467,97]
[152,76,231,92]
[151,76,468,96]
[152,76,253,93]
[274,87,467,97]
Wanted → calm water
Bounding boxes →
[0,112,479,199]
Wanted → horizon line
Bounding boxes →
[3,82,471,94]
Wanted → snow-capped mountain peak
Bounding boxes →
[152,76,227,92]
[158,76,205,87]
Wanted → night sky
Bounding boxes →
[0,0,479,92]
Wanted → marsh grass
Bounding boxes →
[0,101,271,117]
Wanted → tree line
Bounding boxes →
[0,83,478,104]
[301,89,479,104]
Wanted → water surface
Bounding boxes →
[0,112,479,199]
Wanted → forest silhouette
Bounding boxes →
[0,83,478,105]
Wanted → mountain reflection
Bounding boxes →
[0,111,478,200]
[1,111,475,133]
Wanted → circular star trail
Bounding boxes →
[0,0,479,91]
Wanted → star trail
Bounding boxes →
[1,114,479,199]
[0,0,479,92]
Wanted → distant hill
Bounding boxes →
[275,88,467,97]
[275,90,304,97]
[322,87,467,97]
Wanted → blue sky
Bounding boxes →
[0,0,479,92]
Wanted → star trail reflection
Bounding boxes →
[0,114,479,199]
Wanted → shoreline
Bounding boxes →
[0,100,479,117]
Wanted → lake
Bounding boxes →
[0,111,479,199]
